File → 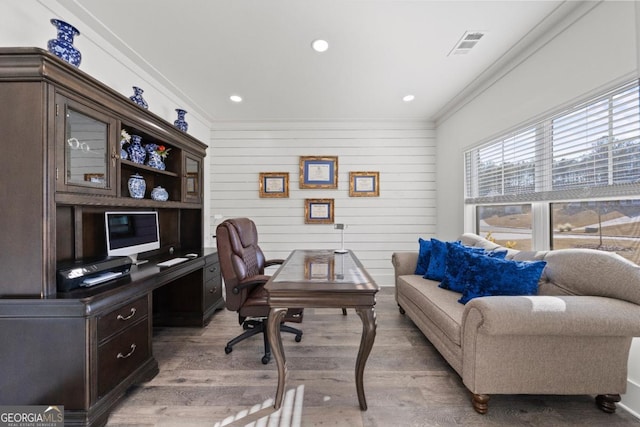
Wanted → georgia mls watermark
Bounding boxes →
[0,406,63,427]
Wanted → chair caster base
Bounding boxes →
[224,346,232,354]
[262,354,271,364]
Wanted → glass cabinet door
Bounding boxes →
[184,154,202,203]
[56,95,117,194]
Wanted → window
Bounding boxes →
[465,80,640,259]
[551,200,640,264]
[476,204,532,250]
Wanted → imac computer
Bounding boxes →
[105,211,160,265]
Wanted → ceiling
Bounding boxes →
[58,0,581,124]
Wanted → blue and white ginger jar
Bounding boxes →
[127,134,146,164]
[151,186,169,201]
[128,174,146,199]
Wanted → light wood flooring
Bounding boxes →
[107,287,640,426]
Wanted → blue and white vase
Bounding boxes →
[144,143,166,170]
[119,139,128,161]
[128,174,146,199]
[47,19,82,67]
[127,135,146,164]
[129,86,148,109]
[174,109,188,132]
[151,186,169,201]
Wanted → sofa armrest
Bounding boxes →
[391,252,419,279]
[462,295,640,337]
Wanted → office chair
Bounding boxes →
[216,218,303,364]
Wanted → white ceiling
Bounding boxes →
[58,0,581,123]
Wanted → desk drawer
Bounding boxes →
[97,296,148,341]
[204,278,222,309]
[97,319,150,398]
[204,257,220,283]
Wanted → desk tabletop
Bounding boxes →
[266,250,379,307]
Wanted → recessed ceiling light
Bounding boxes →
[311,39,329,53]
[229,95,243,103]
[403,95,415,102]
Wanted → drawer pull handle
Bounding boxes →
[209,287,215,294]
[117,344,137,359]
[116,308,136,321]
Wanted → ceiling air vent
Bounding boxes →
[448,31,486,56]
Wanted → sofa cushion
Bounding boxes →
[396,274,465,346]
[414,237,433,275]
[458,252,547,304]
[425,238,464,281]
[440,242,508,293]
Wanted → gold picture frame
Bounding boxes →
[300,156,338,189]
[349,171,379,197]
[259,172,289,198]
[304,198,334,224]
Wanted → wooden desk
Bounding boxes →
[265,249,379,410]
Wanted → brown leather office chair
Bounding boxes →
[216,218,303,364]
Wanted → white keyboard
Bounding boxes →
[82,271,123,287]
[157,257,189,268]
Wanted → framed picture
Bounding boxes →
[304,198,334,224]
[349,171,379,197]
[300,156,338,189]
[259,172,289,198]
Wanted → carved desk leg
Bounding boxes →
[267,307,288,410]
[355,307,377,411]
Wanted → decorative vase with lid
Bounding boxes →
[127,134,146,164]
[128,174,146,199]
[47,19,82,67]
[151,186,169,201]
[129,86,148,109]
[174,109,188,132]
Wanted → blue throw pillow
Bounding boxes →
[414,237,433,275]
[439,242,485,292]
[458,251,546,304]
[423,238,450,281]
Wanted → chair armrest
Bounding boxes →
[462,295,640,337]
[265,259,284,268]
[391,252,418,278]
[232,275,270,294]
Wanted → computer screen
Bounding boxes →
[105,211,160,264]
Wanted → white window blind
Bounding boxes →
[465,80,640,204]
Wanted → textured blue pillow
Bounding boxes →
[439,242,485,292]
[423,238,451,281]
[458,251,546,304]
[414,237,433,275]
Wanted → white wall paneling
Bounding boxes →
[209,121,436,286]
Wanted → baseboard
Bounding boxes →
[621,378,640,419]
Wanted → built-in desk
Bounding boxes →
[0,248,222,427]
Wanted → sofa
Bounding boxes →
[392,232,640,414]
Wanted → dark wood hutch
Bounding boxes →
[0,48,223,426]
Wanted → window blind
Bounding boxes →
[465,80,640,204]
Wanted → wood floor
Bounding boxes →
[107,287,640,426]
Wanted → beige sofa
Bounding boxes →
[392,233,640,414]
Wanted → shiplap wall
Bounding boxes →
[207,121,436,286]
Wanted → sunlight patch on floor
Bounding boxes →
[215,385,304,427]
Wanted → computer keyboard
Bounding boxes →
[82,271,123,287]
[157,257,189,268]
